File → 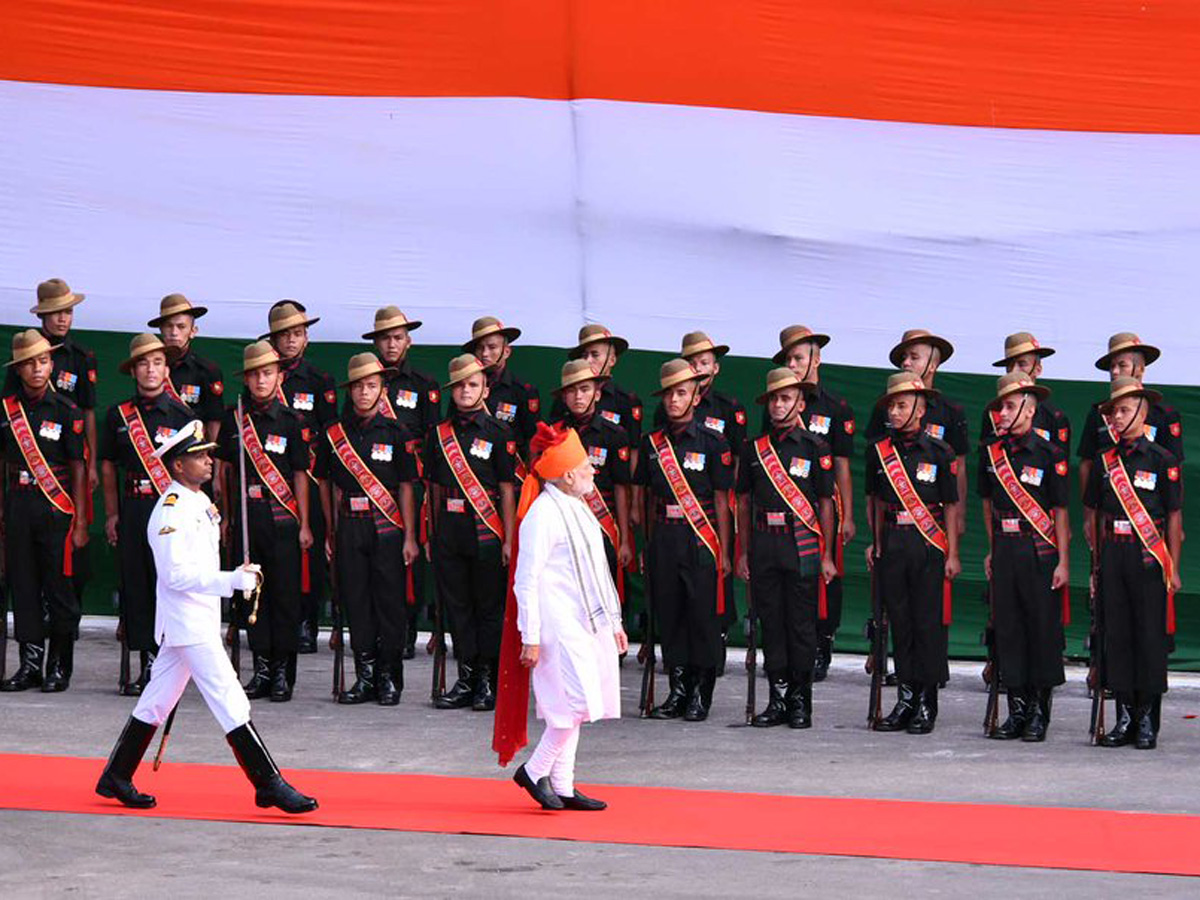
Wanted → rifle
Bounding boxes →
[117,600,131,695]
[1088,540,1107,743]
[638,488,657,717]
[1,561,8,684]
[328,489,345,698]
[427,482,448,704]
[743,580,757,726]
[982,584,1000,737]
[866,519,888,729]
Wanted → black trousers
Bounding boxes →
[749,530,818,678]
[117,494,159,651]
[991,536,1064,689]
[818,508,844,639]
[337,516,407,660]
[649,522,723,670]
[5,492,77,642]
[434,526,505,666]
[300,479,327,627]
[879,526,949,687]
[236,502,301,657]
[1101,540,1169,695]
[404,481,429,641]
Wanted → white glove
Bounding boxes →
[231,564,262,592]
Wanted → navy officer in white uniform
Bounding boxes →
[95,421,317,813]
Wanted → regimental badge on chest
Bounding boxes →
[807,414,831,435]
[600,409,621,425]
[588,446,607,467]
[56,371,78,392]
[1019,465,1044,486]
[470,438,493,459]
[180,384,201,405]
[155,426,177,445]
[292,392,314,411]
[790,457,811,479]
[264,434,288,454]
[683,451,706,471]
[39,420,62,441]
[371,443,393,462]
[395,390,418,409]
[1034,428,1050,442]
[703,416,726,434]
[1134,470,1158,491]
[495,402,517,423]
[925,423,945,441]
[1144,424,1158,442]
[915,462,937,483]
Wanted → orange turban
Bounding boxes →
[516,422,588,521]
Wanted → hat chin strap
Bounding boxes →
[1117,397,1146,441]
[894,396,921,435]
[771,392,803,430]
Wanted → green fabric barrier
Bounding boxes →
[4,325,1196,668]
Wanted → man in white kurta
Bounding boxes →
[509,427,627,811]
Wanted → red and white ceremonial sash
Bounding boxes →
[795,415,845,577]
[3,395,76,575]
[876,437,953,625]
[436,420,505,541]
[326,423,404,530]
[649,429,725,614]
[583,487,625,603]
[754,435,828,619]
[1103,447,1177,634]
[243,411,309,590]
[117,401,174,495]
[987,441,1070,624]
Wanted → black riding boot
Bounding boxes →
[472,662,496,711]
[991,688,1029,740]
[813,635,833,683]
[337,651,377,704]
[243,654,271,699]
[875,683,917,732]
[435,660,476,709]
[95,716,158,808]
[1135,696,1158,750]
[907,685,938,734]
[650,666,690,719]
[787,672,813,729]
[2,641,45,692]
[1100,692,1135,747]
[684,667,716,722]
[752,674,789,727]
[377,655,402,706]
[297,620,317,654]
[226,721,318,813]
[1022,688,1051,742]
[269,655,292,702]
[41,635,73,692]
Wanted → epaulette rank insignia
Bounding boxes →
[164,493,179,507]
[158,526,176,535]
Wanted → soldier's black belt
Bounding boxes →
[1102,516,1162,543]
[991,513,1037,538]
[8,467,68,492]
[882,503,943,528]
[753,508,794,534]
[124,476,156,498]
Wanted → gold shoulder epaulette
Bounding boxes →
[163,493,179,507]
[158,526,176,535]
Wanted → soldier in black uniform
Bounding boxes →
[550,360,634,594]
[359,305,439,659]
[149,293,226,447]
[552,324,643,465]
[261,301,336,654]
[1085,377,1183,750]
[0,330,89,692]
[865,372,961,734]
[216,342,313,702]
[980,333,1071,453]
[978,373,1070,741]
[425,354,517,712]
[635,359,734,722]
[463,316,541,461]
[736,368,837,729]
[100,334,197,695]
[320,353,420,706]
[768,325,856,680]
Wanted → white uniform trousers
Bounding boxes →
[133,637,252,735]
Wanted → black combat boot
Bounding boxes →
[1099,693,1135,747]
[376,655,401,706]
[787,672,814,729]
[472,662,496,711]
[269,655,292,702]
[2,642,45,692]
[95,716,158,808]
[41,635,73,692]
[684,667,716,722]
[1134,696,1157,750]
[243,654,271,699]
[297,620,317,654]
[813,635,833,683]
[337,651,377,705]
[435,660,476,709]
[649,666,689,719]
[991,688,1030,740]
[1022,688,1051,742]
[875,683,917,732]
[226,722,318,813]
[907,685,938,734]
[751,674,789,727]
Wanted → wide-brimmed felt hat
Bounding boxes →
[340,351,395,388]
[31,279,85,316]
[567,323,629,359]
[147,292,208,328]
[258,301,320,340]
[5,329,60,367]
[992,331,1054,368]
[552,359,610,395]
[874,371,940,410]
[362,305,422,340]
[651,358,707,396]
[118,333,181,374]
[771,324,831,365]
[444,353,489,388]
[153,419,217,462]
[1100,375,1162,413]
[680,330,729,360]
[461,316,521,352]
[888,329,955,368]
[1095,332,1161,371]
[986,371,1051,410]
[236,340,283,375]
[755,367,816,405]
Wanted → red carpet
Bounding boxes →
[2,752,1198,876]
